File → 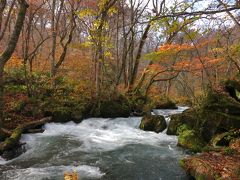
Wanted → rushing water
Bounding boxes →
[0,107,190,180]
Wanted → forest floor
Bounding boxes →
[181,141,240,179]
[3,93,41,130]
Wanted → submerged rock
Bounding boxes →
[139,115,167,133]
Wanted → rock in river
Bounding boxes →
[139,115,167,133]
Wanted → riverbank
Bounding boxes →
[180,142,240,179]
[167,76,240,179]
[1,70,180,156]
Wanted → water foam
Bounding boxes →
[0,107,189,180]
[1,165,104,180]
[17,117,176,154]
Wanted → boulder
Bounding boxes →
[167,109,197,135]
[153,97,177,109]
[139,115,167,133]
[179,76,240,178]
[203,91,240,116]
[210,129,240,147]
[167,87,240,140]
[177,125,205,152]
[98,99,131,118]
[200,110,240,142]
[45,107,72,122]
[224,78,240,101]
[71,111,83,123]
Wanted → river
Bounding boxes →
[0,107,190,180]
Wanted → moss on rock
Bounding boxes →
[177,126,205,152]
[139,115,167,133]
[167,109,197,135]
[202,91,240,116]
[98,97,131,118]
[211,129,240,147]
[199,110,240,142]
[152,97,177,109]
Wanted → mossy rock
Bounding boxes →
[139,115,167,133]
[210,129,240,147]
[71,111,83,123]
[53,111,71,122]
[167,109,197,135]
[127,94,149,114]
[98,99,131,118]
[153,97,177,109]
[200,110,240,141]
[178,126,205,152]
[203,91,240,115]
[172,93,240,142]
[224,78,240,101]
[46,108,72,122]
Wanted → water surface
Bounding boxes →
[0,107,189,180]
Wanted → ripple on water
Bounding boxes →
[1,165,104,180]
[0,107,189,180]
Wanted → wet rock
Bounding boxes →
[71,111,83,123]
[167,109,197,135]
[139,115,167,133]
[177,125,205,152]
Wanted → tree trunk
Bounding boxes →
[129,23,151,87]
[51,0,57,77]
[0,0,29,128]
[0,0,7,33]
[0,66,4,128]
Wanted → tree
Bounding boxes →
[0,0,29,127]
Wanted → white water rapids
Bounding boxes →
[0,107,189,180]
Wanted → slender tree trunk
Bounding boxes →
[0,0,28,128]
[129,23,151,87]
[0,66,4,127]
[51,0,56,77]
[0,0,7,33]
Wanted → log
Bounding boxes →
[0,128,12,140]
[20,117,52,130]
[0,117,52,155]
[26,128,44,133]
